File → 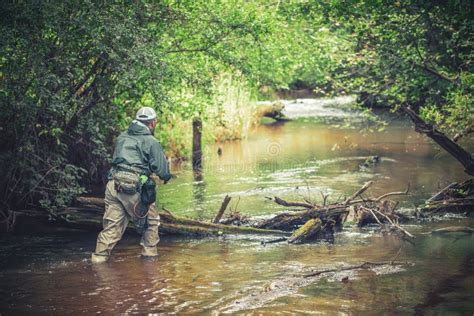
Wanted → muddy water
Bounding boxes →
[1,98,473,314]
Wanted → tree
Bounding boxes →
[303,0,473,174]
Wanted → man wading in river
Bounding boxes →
[91,107,172,263]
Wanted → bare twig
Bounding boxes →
[272,196,315,209]
[361,206,382,225]
[375,183,410,201]
[372,208,415,239]
[344,181,373,205]
[234,196,241,212]
[320,191,329,206]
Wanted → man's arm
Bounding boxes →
[149,140,172,182]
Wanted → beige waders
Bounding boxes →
[91,180,160,263]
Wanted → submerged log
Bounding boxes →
[430,226,473,235]
[219,259,410,313]
[303,261,409,278]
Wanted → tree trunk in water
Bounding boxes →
[403,106,474,176]
[192,117,203,171]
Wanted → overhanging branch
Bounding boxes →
[403,106,474,176]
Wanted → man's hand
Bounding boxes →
[150,174,161,184]
[150,173,176,184]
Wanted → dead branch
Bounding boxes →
[375,183,410,201]
[320,191,329,206]
[344,181,373,205]
[288,219,322,244]
[372,208,415,239]
[270,196,315,209]
[361,206,382,225]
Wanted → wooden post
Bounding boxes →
[213,195,232,224]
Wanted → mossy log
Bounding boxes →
[288,219,322,244]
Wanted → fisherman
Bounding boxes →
[91,107,172,263]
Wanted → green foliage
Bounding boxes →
[305,0,473,136]
[1,0,471,216]
[0,0,296,214]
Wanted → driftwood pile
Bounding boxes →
[256,181,413,244]
[422,179,474,215]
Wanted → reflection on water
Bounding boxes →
[192,170,207,217]
[0,99,473,314]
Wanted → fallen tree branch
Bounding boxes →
[288,218,322,244]
[269,196,315,209]
[361,206,382,225]
[426,183,458,203]
[403,106,474,176]
[344,181,373,205]
[372,208,415,239]
[375,183,410,201]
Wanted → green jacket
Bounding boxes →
[110,120,171,182]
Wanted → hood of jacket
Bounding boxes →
[128,120,151,136]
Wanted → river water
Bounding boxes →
[1,98,473,314]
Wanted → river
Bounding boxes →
[0,98,473,314]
